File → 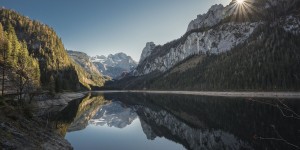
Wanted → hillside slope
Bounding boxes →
[0,8,104,91]
[67,50,107,89]
[148,25,300,91]
[107,0,300,91]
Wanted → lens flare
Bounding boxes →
[227,0,257,22]
[236,0,245,4]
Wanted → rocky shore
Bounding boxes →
[0,115,72,150]
[34,92,85,116]
[0,92,86,150]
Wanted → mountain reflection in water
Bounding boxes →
[89,101,137,128]
[50,93,300,150]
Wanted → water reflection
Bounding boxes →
[137,106,251,150]
[50,93,300,150]
[50,93,109,135]
[90,101,137,128]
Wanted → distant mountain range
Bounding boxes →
[0,8,105,92]
[67,51,137,79]
[91,53,137,79]
[67,50,103,77]
[1,0,299,92]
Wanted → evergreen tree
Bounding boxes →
[0,23,7,96]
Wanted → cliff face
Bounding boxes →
[187,4,227,32]
[139,42,156,63]
[133,0,300,77]
[67,50,102,77]
[134,22,259,75]
[91,53,137,79]
[133,1,255,76]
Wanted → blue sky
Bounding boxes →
[0,0,231,61]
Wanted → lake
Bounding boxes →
[50,92,300,150]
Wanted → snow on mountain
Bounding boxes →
[134,22,260,76]
[91,52,137,79]
[134,0,299,76]
[67,50,102,76]
[89,101,137,128]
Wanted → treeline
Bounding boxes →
[0,8,104,94]
[148,25,300,91]
[109,24,300,91]
[111,0,300,91]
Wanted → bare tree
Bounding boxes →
[249,98,300,149]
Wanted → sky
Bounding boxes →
[0,0,231,61]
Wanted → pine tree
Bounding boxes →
[0,23,6,96]
[15,41,29,101]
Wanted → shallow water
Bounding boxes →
[51,92,300,150]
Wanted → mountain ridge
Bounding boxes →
[0,8,105,92]
[107,0,300,91]
[133,0,300,77]
[91,52,137,79]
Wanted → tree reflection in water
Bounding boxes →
[49,92,300,150]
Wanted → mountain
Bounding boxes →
[90,101,137,128]
[0,8,104,92]
[91,53,137,79]
[52,94,108,135]
[108,0,300,91]
[67,50,101,76]
[138,105,251,150]
[67,50,109,86]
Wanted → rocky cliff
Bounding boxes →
[91,53,137,79]
[134,22,259,75]
[187,4,227,32]
[133,0,300,76]
[67,50,102,77]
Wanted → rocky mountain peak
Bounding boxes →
[139,42,156,63]
[209,4,224,12]
[94,55,106,59]
[187,4,226,32]
[67,50,102,76]
[108,52,130,62]
[91,52,138,79]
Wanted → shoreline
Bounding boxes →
[35,92,86,109]
[34,92,86,116]
[92,90,300,99]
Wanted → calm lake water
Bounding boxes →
[50,92,300,150]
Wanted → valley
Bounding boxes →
[0,0,300,149]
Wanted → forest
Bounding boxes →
[0,8,105,99]
[108,24,300,91]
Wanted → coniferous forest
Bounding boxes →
[0,9,105,97]
[0,0,300,150]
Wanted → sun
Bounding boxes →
[226,0,257,22]
[236,0,245,4]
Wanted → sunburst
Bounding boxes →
[227,0,258,22]
[236,0,245,4]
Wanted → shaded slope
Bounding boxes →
[108,24,300,91]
